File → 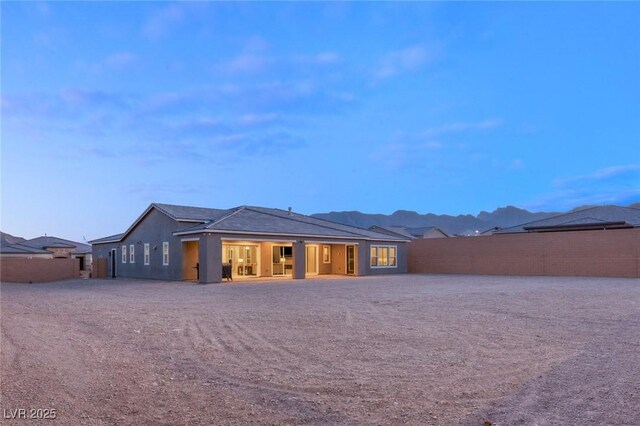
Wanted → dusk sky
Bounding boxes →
[2,2,639,242]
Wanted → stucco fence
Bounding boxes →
[0,258,80,283]
[408,228,640,278]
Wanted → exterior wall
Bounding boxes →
[408,228,640,278]
[363,241,409,276]
[292,241,305,279]
[259,242,272,277]
[1,258,80,283]
[48,247,74,258]
[92,208,188,280]
[318,244,331,275]
[331,244,347,274]
[92,217,410,282]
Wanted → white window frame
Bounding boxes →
[322,245,331,264]
[162,242,169,266]
[144,243,150,265]
[370,245,397,268]
[129,244,135,263]
[122,245,127,263]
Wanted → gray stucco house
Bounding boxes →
[90,203,410,283]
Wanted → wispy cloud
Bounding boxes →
[3,83,322,164]
[143,5,185,40]
[216,54,272,74]
[294,52,341,66]
[375,44,442,79]
[421,119,503,138]
[525,165,640,210]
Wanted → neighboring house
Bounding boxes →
[495,205,640,234]
[369,225,449,239]
[0,236,93,278]
[478,227,503,236]
[90,203,410,283]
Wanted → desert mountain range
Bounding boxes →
[312,203,640,236]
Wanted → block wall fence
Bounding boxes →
[408,228,640,278]
[0,258,80,283]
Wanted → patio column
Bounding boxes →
[357,242,368,276]
[199,234,222,284]
[292,240,306,279]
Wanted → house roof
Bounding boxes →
[89,233,125,244]
[0,243,51,254]
[368,225,449,239]
[175,205,408,241]
[153,203,229,222]
[496,206,640,234]
[92,203,409,244]
[1,236,91,255]
[369,226,417,239]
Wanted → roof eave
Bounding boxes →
[173,228,408,242]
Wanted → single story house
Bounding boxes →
[369,225,449,239]
[494,205,640,234]
[0,236,93,277]
[90,203,410,283]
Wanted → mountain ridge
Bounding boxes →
[311,204,640,236]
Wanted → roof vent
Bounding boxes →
[288,207,292,215]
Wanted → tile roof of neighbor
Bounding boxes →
[496,205,640,234]
[0,243,51,254]
[369,226,417,239]
[92,203,409,243]
[1,236,91,254]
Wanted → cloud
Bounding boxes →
[421,119,503,138]
[525,165,640,211]
[375,44,442,79]
[143,5,185,40]
[216,54,271,74]
[102,53,138,70]
[237,113,279,126]
[294,52,341,66]
[371,140,445,172]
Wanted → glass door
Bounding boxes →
[272,245,292,276]
[346,245,355,274]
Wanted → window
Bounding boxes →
[122,245,127,263]
[370,245,397,268]
[323,245,331,263]
[144,243,150,265]
[163,242,169,265]
[130,245,135,263]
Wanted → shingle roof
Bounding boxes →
[153,203,230,222]
[17,236,92,254]
[369,226,417,239]
[496,206,640,234]
[92,203,409,244]
[89,233,125,244]
[176,206,408,241]
[0,242,51,254]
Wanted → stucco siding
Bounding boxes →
[92,208,184,280]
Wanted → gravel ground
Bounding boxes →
[1,274,639,425]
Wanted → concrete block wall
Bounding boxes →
[1,258,81,283]
[408,228,640,278]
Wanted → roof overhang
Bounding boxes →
[173,228,407,243]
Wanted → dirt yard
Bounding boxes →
[1,274,639,425]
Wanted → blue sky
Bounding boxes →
[2,2,639,242]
